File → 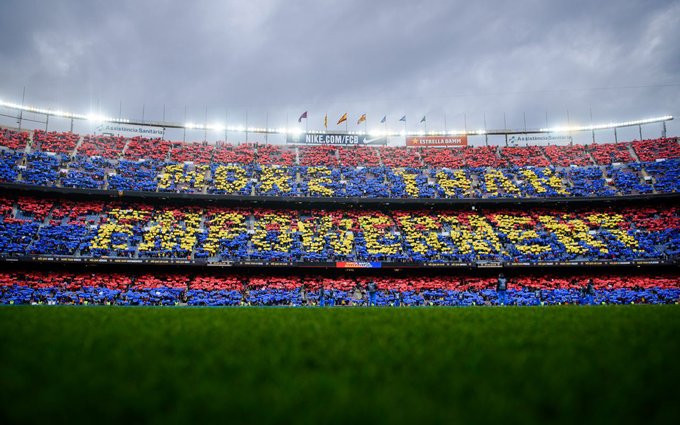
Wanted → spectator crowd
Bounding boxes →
[0,195,678,264]
[1,270,677,306]
[0,129,678,199]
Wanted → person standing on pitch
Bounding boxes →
[367,280,377,306]
[497,273,508,306]
[582,278,595,305]
[318,285,326,307]
[328,287,335,307]
[299,285,307,306]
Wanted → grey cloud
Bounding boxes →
[0,0,678,138]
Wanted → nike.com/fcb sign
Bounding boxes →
[286,133,387,145]
[406,135,468,147]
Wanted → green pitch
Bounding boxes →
[1,306,678,424]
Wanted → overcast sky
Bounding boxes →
[0,0,678,143]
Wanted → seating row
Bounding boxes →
[2,128,678,167]
[0,270,677,306]
[0,196,678,263]
[1,150,678,198]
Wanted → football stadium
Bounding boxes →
[1,106,679,423]
[1,0,679,423]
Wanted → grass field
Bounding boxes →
[1,306,678,424]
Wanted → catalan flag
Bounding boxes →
[357,114,366,125]
[399,115,406,122]
[324,114,328,129]
[337,113,348,125]
[380,115,386,123]
[420,116,426,123]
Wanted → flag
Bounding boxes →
[380,116,386,123]
[399,115,406,122]
[420,116,426,123]
[357,114,366,125]
[324,114,328,129]
[298,111,307,122]
[337,113,348,125]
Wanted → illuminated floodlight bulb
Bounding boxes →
[87,113,107,122]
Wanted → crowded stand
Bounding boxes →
[543,144,593,167]
[299,145,339,166]
[379,147,423,167]
[0,195,677,264]
[170,140,214,164]
[0,269,677,306]
[499,146,550,167]
[212,142,256,164]
[123,136,172,161]
[587,141,635,164]
[420,147,466,168]
[256,143,295,165]
[0,128,30,150]
[31,130,79,155]
[337,146,381,167]
[0,127,678,200]
[77,134,127,158]
[464,145,503,167]
[632,138,680,162]
[0,126,678,308]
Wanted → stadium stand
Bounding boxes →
[0,128,30,150]
[337,146,381,167]
[0,195,677,264]
[31,130,79,155]
[123,136,172,160]
[632,138,680,162]
[1,269,677,306]
[0,129,678,199]
[213,142,256,164]
[299,145,339,166]
[379,147,423,167]
[77,134,127,158]
[587,141,635,164]
[543,144,593,166]
[499,145,550,167]
[170,140,214,164]
[420,147,466,168]
[256,144,295,165]
[0,126,677,307]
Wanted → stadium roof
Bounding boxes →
[0,98,672,137]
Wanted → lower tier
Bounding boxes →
[2,269,678,306]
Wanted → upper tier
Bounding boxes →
[1,128,679,201]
